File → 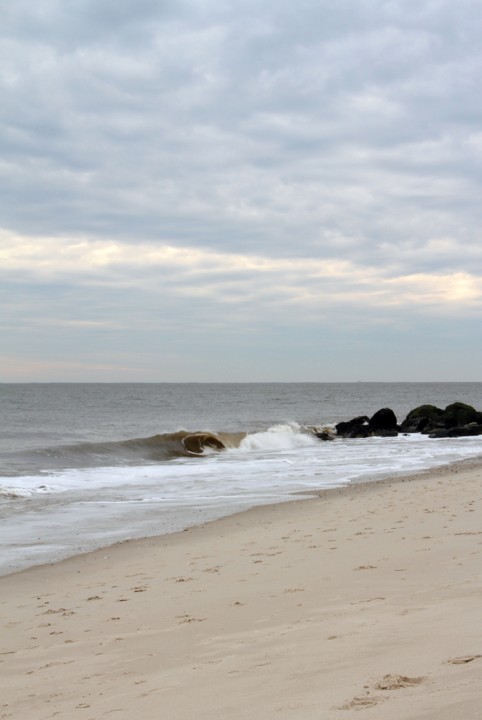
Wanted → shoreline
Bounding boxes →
[3,453,482,580]
[3,459,482,718]
[3,424,482,578]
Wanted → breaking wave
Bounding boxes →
[238,423,320,452]
[32,429,247,465]
[0,424,321,499]
[1,424,321,479]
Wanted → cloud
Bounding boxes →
[2,230,481,324]
[2,1,482,379]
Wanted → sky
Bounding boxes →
[2,0,482,382]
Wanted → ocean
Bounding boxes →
[1,382,482,576]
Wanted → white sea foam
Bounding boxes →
[238,423,319,452]
[1,427,482,576]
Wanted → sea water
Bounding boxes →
[1,382,482,575]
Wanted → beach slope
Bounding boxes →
[2,462,482,719]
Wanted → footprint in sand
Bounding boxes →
[374,674,425,690]
[354,565,377,571]
[176,614,206,624]
[41,608,75,617]
[340,694,386,710]
[446,654,482,664]
[341,674,425,709]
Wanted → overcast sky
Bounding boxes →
[2,0,482,381]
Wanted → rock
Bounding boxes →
[335,416,369,438]
[399,404,444,433]
[440,402,478,428]
[429,423,482,438]
[329,401,482,442]
[427,428,454,438]
[418,402,479,434]
[372,429,399,437]
[368,408,398,433]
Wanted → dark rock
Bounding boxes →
[330,401,482,442]
[372,429,399,437]
[422,402,478,434]
[428,428,454,438]
[429,423,482,438]
[350,427,371,438]
[335,416,369,438]
[368,408,398,433]
[440,402,478,428]
[400,404,443,433]
[455,423,482,436]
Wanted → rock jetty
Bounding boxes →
[316,402,482,440]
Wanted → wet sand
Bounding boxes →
[2,461,482,719]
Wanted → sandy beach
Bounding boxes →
[2,461,482,720]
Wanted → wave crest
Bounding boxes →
[1,425,319,478]
[21,429,248,469]
[238,423,319,452]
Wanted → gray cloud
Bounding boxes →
[2,0,482,379]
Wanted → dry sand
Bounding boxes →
[2,461,482,720]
